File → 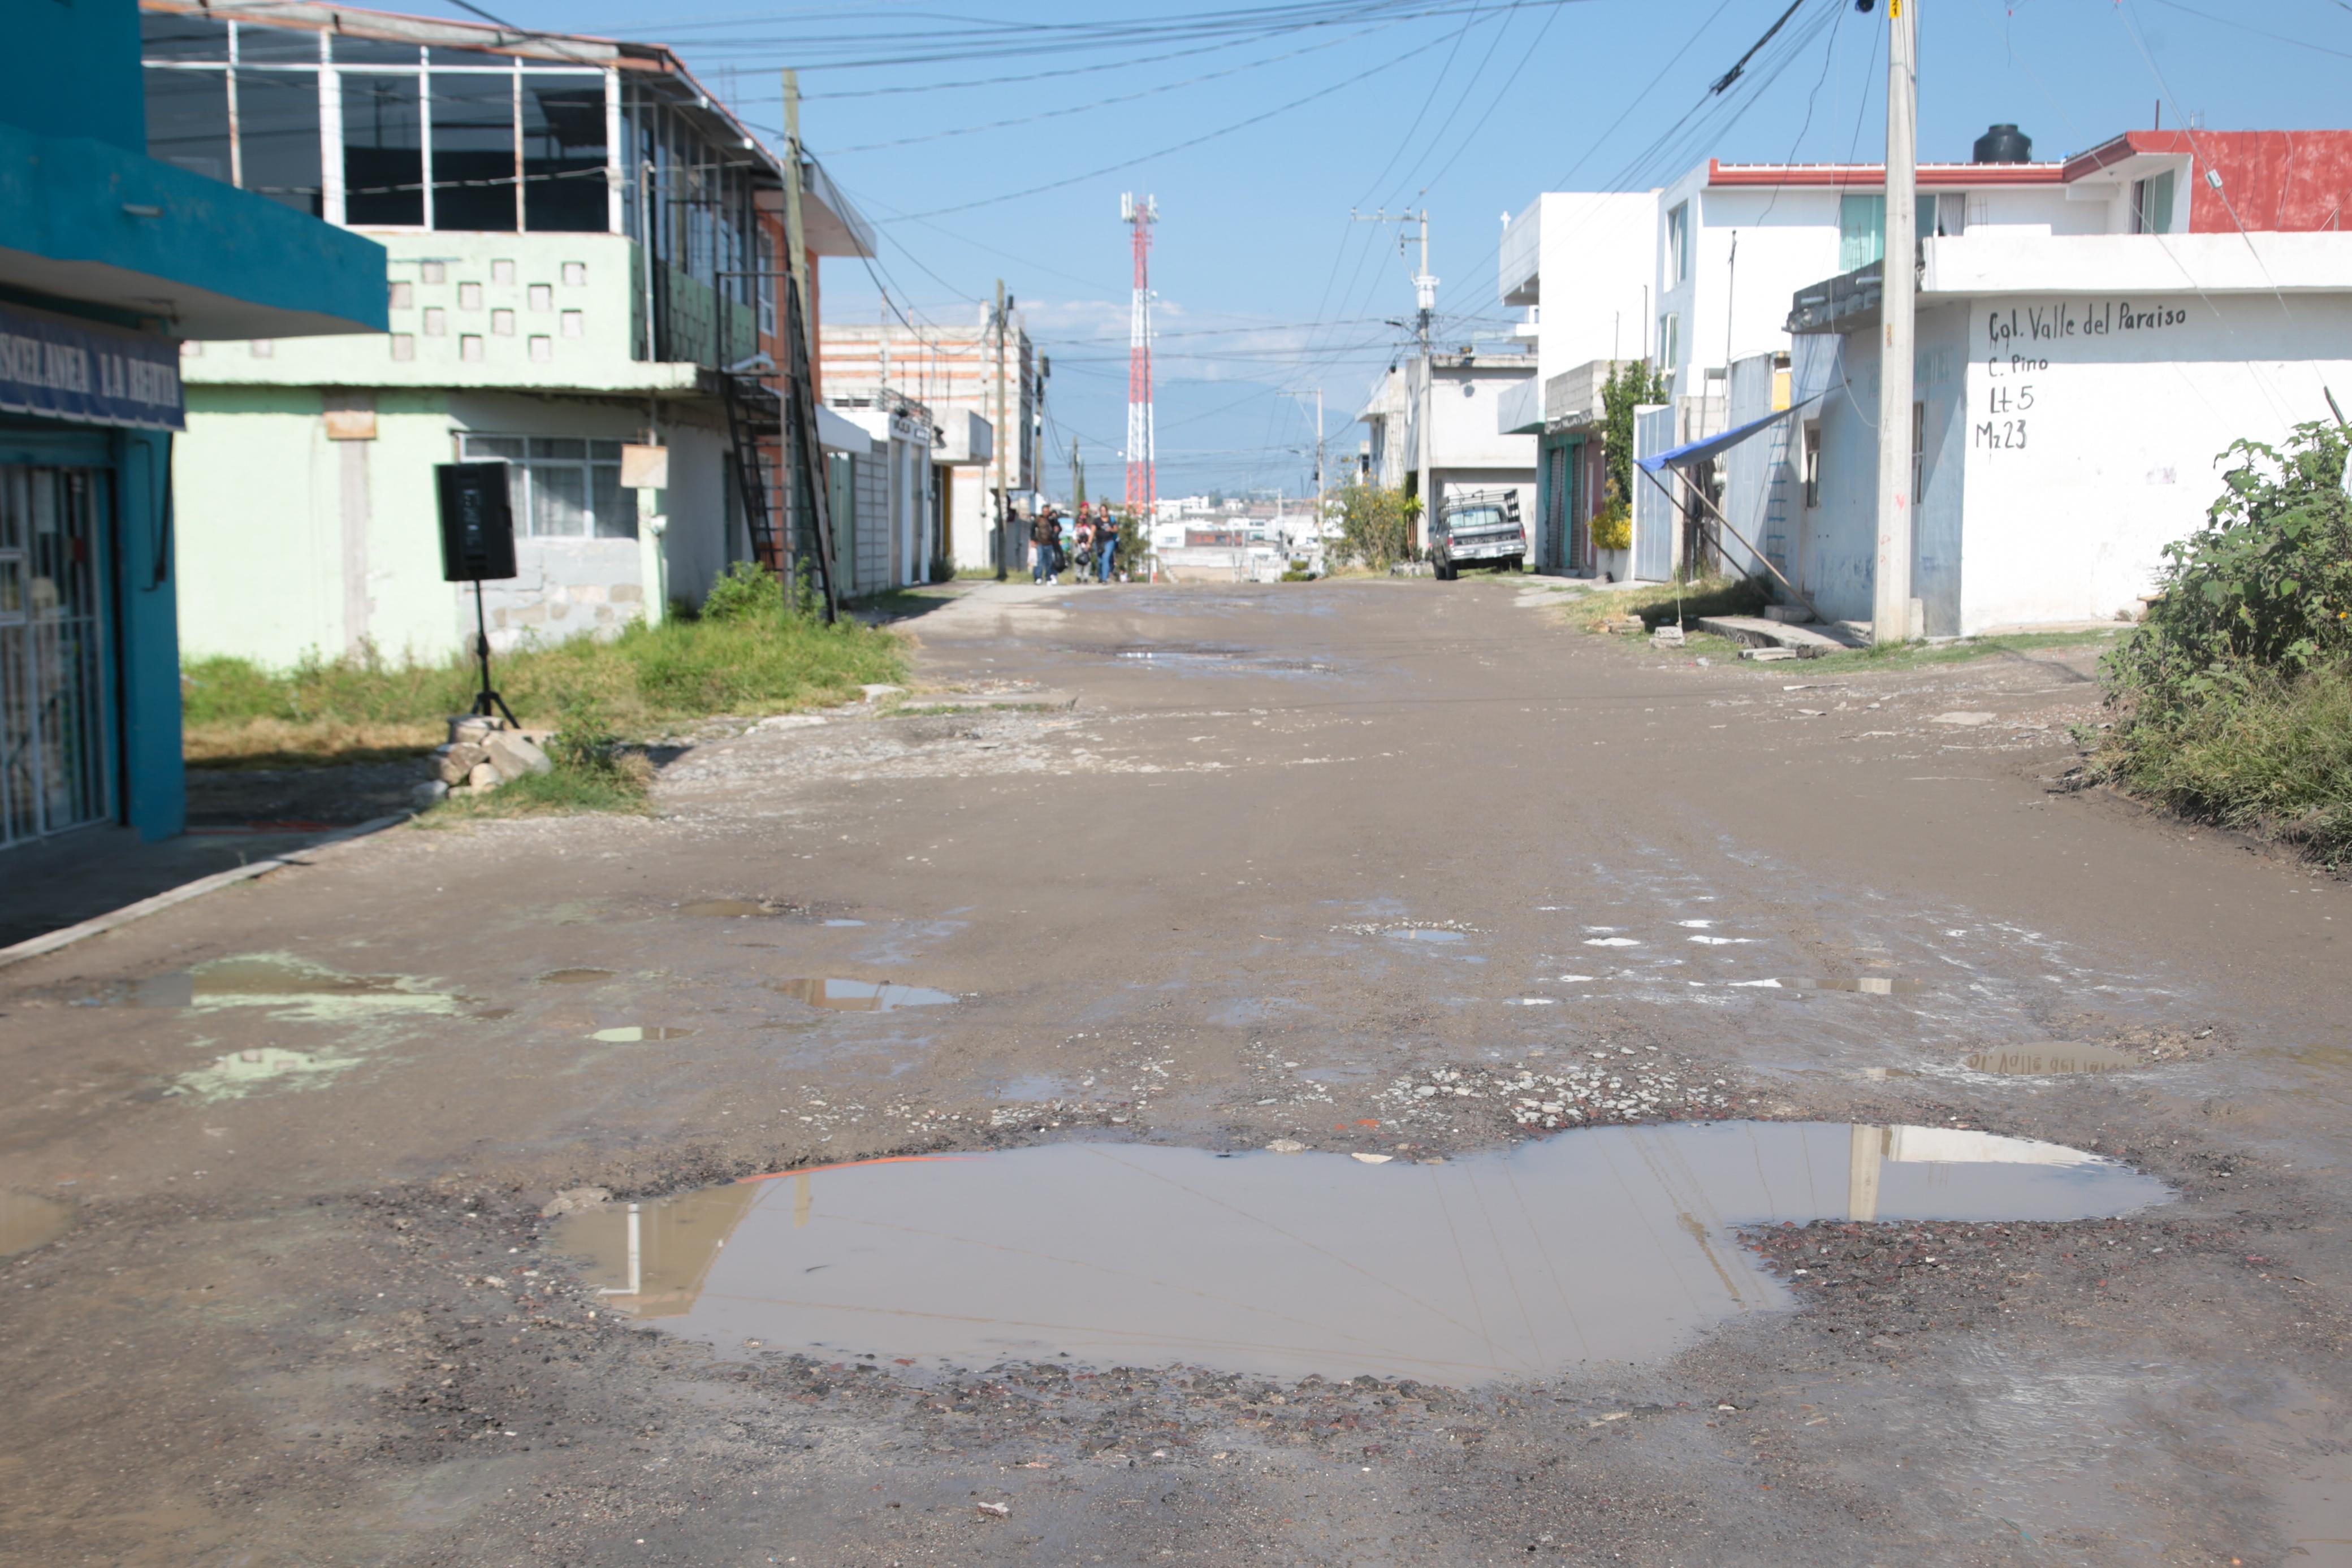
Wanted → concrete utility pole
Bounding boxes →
[1413,211,1436,555]
[1286,387,1325,529]
[1873,0,1919,644]
[1353,207,1436,552]
[993,278,1009,581]
[780,68,838,621]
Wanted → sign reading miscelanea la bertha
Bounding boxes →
[0,302,184,431]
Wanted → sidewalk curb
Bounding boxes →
[0,812,412,971]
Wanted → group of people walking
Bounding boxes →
[1029,501,1123,586]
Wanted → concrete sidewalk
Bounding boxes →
[0,822,354,952]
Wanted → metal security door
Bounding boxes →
[1631,405,1675,583]
[1542,443,1567,572]
[1,466,110,847]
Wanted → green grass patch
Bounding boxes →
[2091,661,2352,865]
[1798,627,2125,674]
[1569,574,1767,631]
[185,565,907,816]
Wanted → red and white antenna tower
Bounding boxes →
[1122,192,1158,517]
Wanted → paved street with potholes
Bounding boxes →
[3,577,2350,1567]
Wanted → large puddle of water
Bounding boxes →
[75,954,459,1018]
[553,1124,2167,1383]
[772,978,957,1012]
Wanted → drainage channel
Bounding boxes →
[552,1124,2167,1383]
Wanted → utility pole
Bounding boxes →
[780,69,838,622]
[1353,207,1436,552]
[993,278,1009,581]
[1872,0,1919,645]
[1286,387,1325,529]
[1072,439,1086,513]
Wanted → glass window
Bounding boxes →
[232,21,322,64]
[145,67,232,183]
[331,36,422,65]
[1659,312,1680,372]
[141,14,230,62]
[1838,193,1886,272]
[343,73,424,226]
[1666,202,1689,285]
[237,68,323,215]
[431,68,518,230]
[459,434,633,538]
[2132,170,2176,235]
[522,75,608,232]
[429,45,512,67]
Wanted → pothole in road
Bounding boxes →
[551,1126,2168,1383]
[0,1192,74,1258]
[537,968,617,985]
[1963,1042,2138,1075]
[772,978,959,1012]
[70,954,460,1018]
[1782,976,1926,996]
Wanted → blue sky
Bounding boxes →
[410,0,2350,498]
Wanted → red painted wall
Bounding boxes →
[2103,131,2352,232]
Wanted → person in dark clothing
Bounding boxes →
[1095,506,1119,582]
[1030,508,1061,584]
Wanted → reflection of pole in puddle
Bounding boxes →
[1675,1211,1746,1306]
[597,1203,644,1298]
[1848,1125,1885,1222]
[794,1172,812,1229]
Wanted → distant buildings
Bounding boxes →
[1,1,382,848]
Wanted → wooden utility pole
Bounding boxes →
[1872,0,1919,644]
[993,278,1010,581]
[780,69,840,621]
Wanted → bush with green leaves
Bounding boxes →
[2095,417,2352,863]
[1326,480,1415,570]
[2105,418,2352,714]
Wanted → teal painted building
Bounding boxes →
[0,0,383,850]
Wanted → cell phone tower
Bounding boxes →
[1122,192,1158,517]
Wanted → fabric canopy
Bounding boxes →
[1635,392,1821,473]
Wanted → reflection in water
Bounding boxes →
[1785,976,1924,995]
[590,1026,696,1042]
[1385,929,1466,944]
[1964,1042,2137,1076]
[680,899,776,919]
[86,954,458,1017]
[538,968,617,985]
[554,1125,2167,1383]
[772,978,957,1012]
[0,1192,73,1258]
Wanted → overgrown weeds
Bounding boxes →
[1571,574,1766,631]
[2090,418,2352,865]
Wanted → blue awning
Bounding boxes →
[1636,393,1820,473]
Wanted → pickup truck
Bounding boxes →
[1430,490,1526,579]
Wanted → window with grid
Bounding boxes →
[456,435,634,538]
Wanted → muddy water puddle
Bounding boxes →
[72,954,459,1017]
[591,1026,696,1042]
[1964,1042,2138,1076]
[0,1192,74,1258]
[679,899,866,928]
[554,1124,2167,1382]
[1781,976,1926,996]
[537,968,617,985]
[772,978,958,1012]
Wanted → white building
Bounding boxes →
[1357,350,1537,551]
[1786,230,2352,635]
[1500,124,2210,579]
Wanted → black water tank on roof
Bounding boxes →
[1973,123,2033,164]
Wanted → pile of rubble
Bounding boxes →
[413,715,552,806]
[1379,1051,1734,1130]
